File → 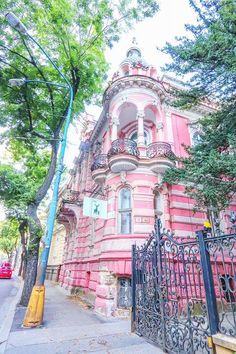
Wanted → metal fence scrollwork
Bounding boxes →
[91,154,108,171]
[146,142,174,159]
[132,218,236,353]
[204,232,236,337]
[107,138,140,158]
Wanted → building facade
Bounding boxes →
[57,46,232,316]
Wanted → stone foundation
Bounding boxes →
[212,334,236,354]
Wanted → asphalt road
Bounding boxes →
[0,276,19,331]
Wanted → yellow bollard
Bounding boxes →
[23,285,45,327]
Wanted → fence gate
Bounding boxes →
[131,219,211,353]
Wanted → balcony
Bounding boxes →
[91,154,108,184]
[62,190,81,204]
[146,142,175,173]
[108,138,139,173]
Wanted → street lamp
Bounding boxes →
[9,78,26,87]
[6,12,74,327]
[5,12,28,35]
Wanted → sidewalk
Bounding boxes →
[4,281,163,354]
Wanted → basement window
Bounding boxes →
[117,277,132,308]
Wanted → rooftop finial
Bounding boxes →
[132,37,138,46]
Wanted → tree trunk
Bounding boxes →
[18,220,28,279]
[19,143,58,306]
[19,204,41,306]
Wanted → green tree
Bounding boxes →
[0,219,19,261]
[162,0,236,212]
[0,0,159,305]
[0,160,45,278]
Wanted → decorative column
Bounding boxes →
[164,106,174,144]
[156,121,164,141]
[136,109,146,157]
[137,109,145,147]
[111,115,119,142]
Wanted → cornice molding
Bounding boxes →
[103,75,166,105]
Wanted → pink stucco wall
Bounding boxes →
[57,49,235,316]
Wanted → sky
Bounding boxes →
[65,0,197,168]
[0,0,197,221]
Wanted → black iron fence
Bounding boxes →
[201,231,236,337]
[132,219,236,353]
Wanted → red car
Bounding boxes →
[0,262,13,279]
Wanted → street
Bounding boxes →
[0,275,21,354]
[0,276,19,333]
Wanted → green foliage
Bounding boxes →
[0,149,50,215]
[0,219,19,259]
[163,0,236,211]
[0,0,159,208]
[0,0,159,303]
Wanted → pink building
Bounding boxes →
[57,45,227,316]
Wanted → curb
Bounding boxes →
[0,277,23,354]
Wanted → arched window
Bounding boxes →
[192,131,202,146]
[130,130,149,145]
[118,188,132,234]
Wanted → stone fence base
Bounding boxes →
[212,334,236,354]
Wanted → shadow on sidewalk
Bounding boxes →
[11,280,123,332]
[5,281,164,354]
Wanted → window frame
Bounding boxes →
[118,187,132,234]
[129,129,150,146]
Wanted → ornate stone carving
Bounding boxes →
[156,122,164,130]
[137,110,145,119]
[111,115,119,126]
[120,171,127,183]
[104,76,166,105]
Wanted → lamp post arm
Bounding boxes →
[38,84,74,286]
[27,34,71,90]
[26,79,68,89]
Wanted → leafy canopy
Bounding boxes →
[0,0,159,208]
[163,0,236,211]
[0,0,159,304]
[0,219,19,259]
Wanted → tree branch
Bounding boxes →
[0,44,33,65]
[22,39,55,114]
[78,13,130,61]
[0,57,27,78]
[23,91,33,130]
[34,142,58,205]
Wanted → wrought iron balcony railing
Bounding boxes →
[108,138,140,158]
[91,154,108,172]
[146,142,174,159]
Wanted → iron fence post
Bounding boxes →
[197,230,219,335]
[131,244,136,332]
